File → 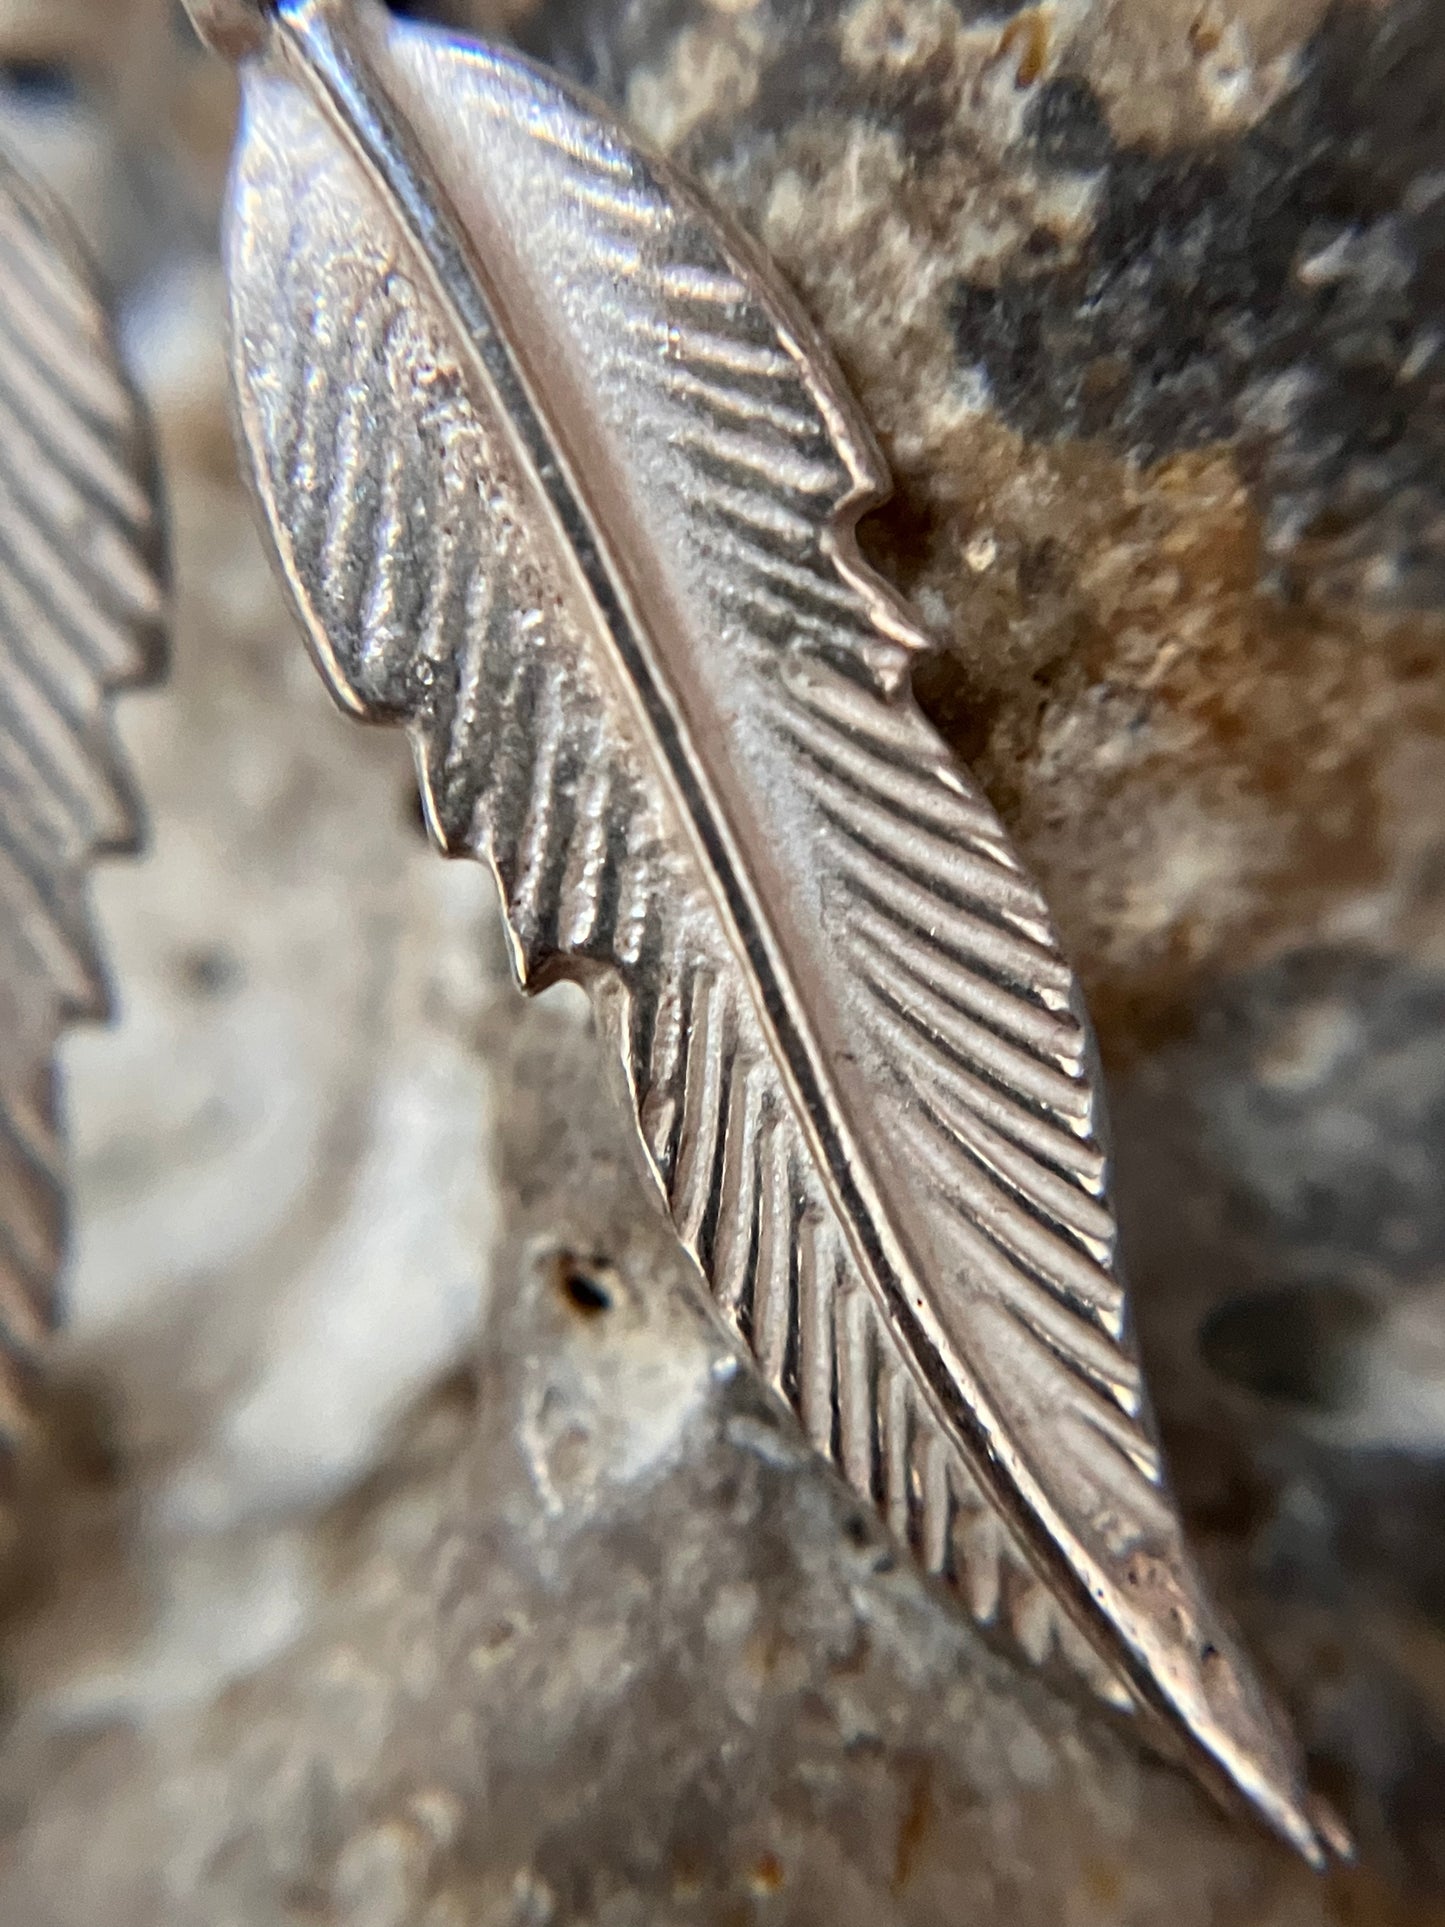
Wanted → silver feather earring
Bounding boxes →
[182,0,1346,1864]
[0,143,168,1479]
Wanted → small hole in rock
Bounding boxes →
[177,946,240,998]
[559,1262,613,1316]
[0,61,76,103]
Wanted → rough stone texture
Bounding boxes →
[0,1000,1343,1927]
[0,0,1441,1921]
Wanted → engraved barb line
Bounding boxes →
[194,0,1348,1867]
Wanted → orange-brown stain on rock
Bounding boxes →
[892,1760,934,1893]
[996,8,1051,89]
[1081,1856,1125,1910]
[748,1850,785,1895]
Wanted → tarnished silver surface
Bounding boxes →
[189,0,1343,1865]
[0,143,167,1459]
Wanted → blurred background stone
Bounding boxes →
[0,0,1442,1920]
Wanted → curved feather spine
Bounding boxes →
[218,0,1339,1863]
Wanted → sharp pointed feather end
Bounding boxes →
[1237,1769,1354,1873]
[1110,1553,1350,1868]
[1160,1640,1353,1870]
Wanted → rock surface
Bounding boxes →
[0,0,1441,1921]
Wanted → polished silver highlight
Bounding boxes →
[195,0,1343,1863]
[0,147,167,1451]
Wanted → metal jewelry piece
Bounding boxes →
[186,0,1344,1863]
[0,144,168,1461]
